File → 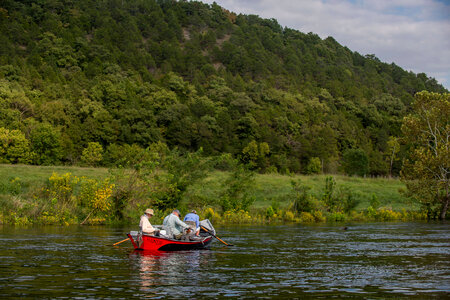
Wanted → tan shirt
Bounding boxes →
[139,214,155,234]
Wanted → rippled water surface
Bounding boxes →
[1,222,449,298]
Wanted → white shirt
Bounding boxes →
[139,214,155,234]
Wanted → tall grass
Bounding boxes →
[187,172,417,211]
[0,164,420,225]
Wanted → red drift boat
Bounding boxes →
[127,219,215,251]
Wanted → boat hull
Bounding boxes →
[127,233,213,251]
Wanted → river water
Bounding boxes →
[0,222,449,299]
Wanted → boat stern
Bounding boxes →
[127,231,141,249]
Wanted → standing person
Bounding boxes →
[163,209,190,240]
[184,210,200,236]
[139,208,158,236]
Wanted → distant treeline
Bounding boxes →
[0,0,447,175]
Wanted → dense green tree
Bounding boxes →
[401,92,449,219]
[342,148,369,176]
[29,122,63,165]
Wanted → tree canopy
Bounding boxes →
[401,91,449,219]
[0,0,447,176]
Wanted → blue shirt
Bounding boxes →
[183,213,199,228]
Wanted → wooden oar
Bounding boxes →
[113,238,129,246]
[200,226,234,246]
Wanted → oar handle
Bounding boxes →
[113,238,130,246]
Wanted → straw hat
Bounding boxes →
[144,208,154,216]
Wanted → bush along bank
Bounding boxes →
[0,168,428,226]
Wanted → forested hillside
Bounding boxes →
[0,0,447,175]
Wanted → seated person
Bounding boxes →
[139,208,159,236]
[183,210,200,237]
[162,209,190,240]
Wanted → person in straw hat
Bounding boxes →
[139,208,158,235]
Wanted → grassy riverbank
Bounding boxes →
[0,164,421,225]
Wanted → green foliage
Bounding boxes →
[385,136,400,177]
[0,0,446,172]
[321,176,359,213]
[0,177,22,195]
[305,157,322,174]
[43,172,78,205]
[401,91,449,219]
[342,148,369,176]
[219,164,256,212]
[30,123,63,165]
[290,179,315,213]
[370,194,381,210]
[81,142,103,166]
[0,164,428,225]
[0,127,32,163]
[241,140,270,172]
[104,144,148,167]
[152,148,210,210]
[322,176,336,209]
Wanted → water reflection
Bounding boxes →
[131,249,210,297]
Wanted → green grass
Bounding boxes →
[0,164,109,195]
[189,172,417,211]
[0,164,416,212]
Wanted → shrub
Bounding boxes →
[202,207,221,224]
[305,157,322,174]
[370,194,381,210]
[219,164,255,212]
[299,211,315,223]
[376,208,401,221]
[81,142,103,166]
[322,176,337,210]
[223,209,253,224]
[80,178,114,224]
[291,179,315,213]
[0,127,33,164]
[283,211,295,222]
[44,172,78,205]
[312,210,326,222]
[265,206,275,219]
[328,212,346,222]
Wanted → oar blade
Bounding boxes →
[201,226,234,246]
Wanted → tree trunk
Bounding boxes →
[80,210,94,225]
[440,194,449,220]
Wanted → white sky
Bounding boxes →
[201,0,450,90]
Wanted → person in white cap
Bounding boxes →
[139,208,158,235]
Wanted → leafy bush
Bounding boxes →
[328,212,346,222]
[219,164,255,212]
[223,209,253,224]
[291,179,315,213]
[0,128,33,164]
[312,210,326,222]
[305,157,322,174]
[81,142,103,166]
[299,212,315,223]
[43,172,78,205]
